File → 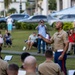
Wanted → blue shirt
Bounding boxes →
[37,25,46,37]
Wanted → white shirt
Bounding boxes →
[0,37,3,43]
[28,34,37,42]
[0,34,3,43]
[46,34,50,39]
[7,18,13,24]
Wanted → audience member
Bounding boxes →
[38,49,63,75]
[0,58,8,75]
[20,52,31,69]
[73,71,75,75]
[26,32,38,50]
[5,33,12,47]
[23,56,39,75]
[67,29,75,54]
[36,20,47,54]
[0,31,3,58]
[7,63,19,75]
[45,32,51,49]
[3,30,8,47]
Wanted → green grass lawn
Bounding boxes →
[2,30,38,51]
[1,53,75,70]
[1,29,75,70]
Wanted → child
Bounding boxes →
[3,30,8,47]
[5,33,12,47]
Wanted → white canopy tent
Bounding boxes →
[51,6,75,16]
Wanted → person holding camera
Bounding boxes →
[67,29,75,54]
[36,20,47,54]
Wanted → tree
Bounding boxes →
[48,0,56,10]
[7,8,17,14]
[4,0,16,16]
[4,0,12,9]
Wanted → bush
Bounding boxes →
[0,23,7,29]
[52,22,73,31]
[15,22,21,29]
[63,22,73,30]
[14,22,51,30]
[0,22,73,31]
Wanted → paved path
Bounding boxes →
[2,50,75,58]
[2,50,44,56]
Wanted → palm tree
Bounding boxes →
[4,0,12,9]
[4,0,16,16]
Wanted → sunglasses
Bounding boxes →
[41,22,44,23]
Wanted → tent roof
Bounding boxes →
[51,6,75,16]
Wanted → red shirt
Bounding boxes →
[68,33,75,42]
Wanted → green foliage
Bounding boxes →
[48,0,56,10]
[4,0,12,9]
[1,22,73,31]
[15,22,21,29]
[7,8,17,14]
[0,23,7,29]
[14,22,51,30]
[52,22,73,31]
[63,22,73,30]
[0,10,7,16]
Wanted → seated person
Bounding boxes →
[38,49,62,75]
[26,32,38,50]
[23,56,38,75]
[7,63,19,75]
[0,31,4,58]
[5,33,12,47]
[67,29,75,54]
[20,52,31,70]
[0,58,8,75]
[3,30,8,47]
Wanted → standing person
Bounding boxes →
[7,17,13,33]
[20,52,31,70]
[38,21,69,75]
[36,20,47,54]
[38,49,63,75]
[0,31,3,58]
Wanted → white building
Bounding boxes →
[0,0,48,15]
[0,0,27,13]
[56,0,75,11]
